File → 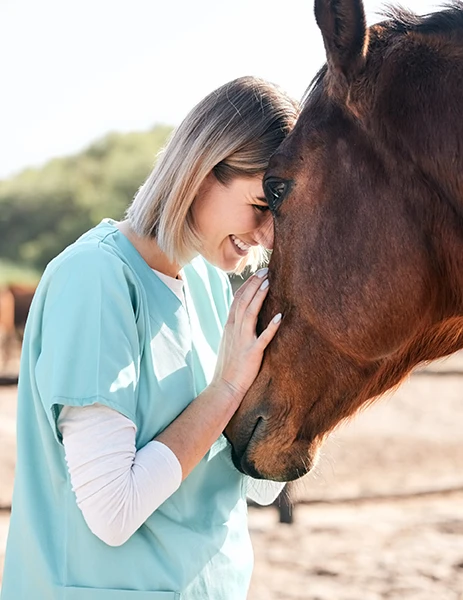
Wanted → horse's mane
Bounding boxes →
[381,1,463,34]
[301,65,328,107]
[301,2,463,106]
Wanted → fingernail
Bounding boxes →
[260,279,269,291]
[256,268,269,278]
[273,313,282,324]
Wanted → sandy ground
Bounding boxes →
[1,352,463,599]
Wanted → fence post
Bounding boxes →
[276,483,293,524]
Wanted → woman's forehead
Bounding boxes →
[230,175,264,198]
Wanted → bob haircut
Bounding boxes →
[126,76,299,273]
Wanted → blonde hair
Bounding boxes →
[127,76,299,273]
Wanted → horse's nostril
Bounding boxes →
[229,416,267,476]
[249,416,264,442]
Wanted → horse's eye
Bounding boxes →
[263,177,291,212]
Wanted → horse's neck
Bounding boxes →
[444,217,463,316]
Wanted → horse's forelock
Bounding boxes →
[301,64,328,107]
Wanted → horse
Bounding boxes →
[0,283,36,371]
[225,0,463,482]
[0,286,15,369]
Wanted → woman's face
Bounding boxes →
[191,174,273,272]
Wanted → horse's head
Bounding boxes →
[225,0,463,481]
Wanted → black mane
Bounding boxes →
[302,64,328,106]
[382,2,463,35]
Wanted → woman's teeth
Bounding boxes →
[231,235,250,252]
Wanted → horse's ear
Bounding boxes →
[314,0,368,83]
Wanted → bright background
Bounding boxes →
[0,0,442,179]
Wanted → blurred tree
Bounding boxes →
[0,125,173,273]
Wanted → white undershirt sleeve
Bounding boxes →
[57,403,182,547]
[245,477,286,506]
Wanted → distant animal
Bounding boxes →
[225,0,463,481]
[0,284,36,370]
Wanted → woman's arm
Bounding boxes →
[58,403,182,547]
[59,403,283,549]
[156,269,281,479]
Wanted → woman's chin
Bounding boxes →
[199,244,247,272]
[218,258,242,272]
[225,252,248,273]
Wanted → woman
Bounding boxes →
[1,76,299,599]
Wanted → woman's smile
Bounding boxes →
[230,234,252,256]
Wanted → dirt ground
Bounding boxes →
[1,352,463,599]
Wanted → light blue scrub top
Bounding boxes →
[1,220,253,600]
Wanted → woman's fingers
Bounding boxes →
[213,269,282,403]
[255,313,283,352]
[241,277,270,337]
[228,268,268,326]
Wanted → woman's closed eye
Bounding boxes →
[252,204,270,213]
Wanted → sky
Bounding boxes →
[0,0,441,179]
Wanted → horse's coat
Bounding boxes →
[225,0,463,481]
[0,284,35,369]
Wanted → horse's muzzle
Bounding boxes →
[225,416,268,478]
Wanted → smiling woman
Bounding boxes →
[127,77,298,275]
[1,76,299,600]
[191,175,274,272]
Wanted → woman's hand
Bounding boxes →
[211,268,282,405]
[156,269,281,479]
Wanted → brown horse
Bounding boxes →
[225,0,463,481]
[0,284,36,370]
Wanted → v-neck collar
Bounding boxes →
[99,218,186,310]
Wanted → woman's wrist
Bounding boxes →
[155,379,245,480]
[208,378,244,411]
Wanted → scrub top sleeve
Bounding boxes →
[35,248,142,442]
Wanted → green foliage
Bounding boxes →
[0,125,173,274]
